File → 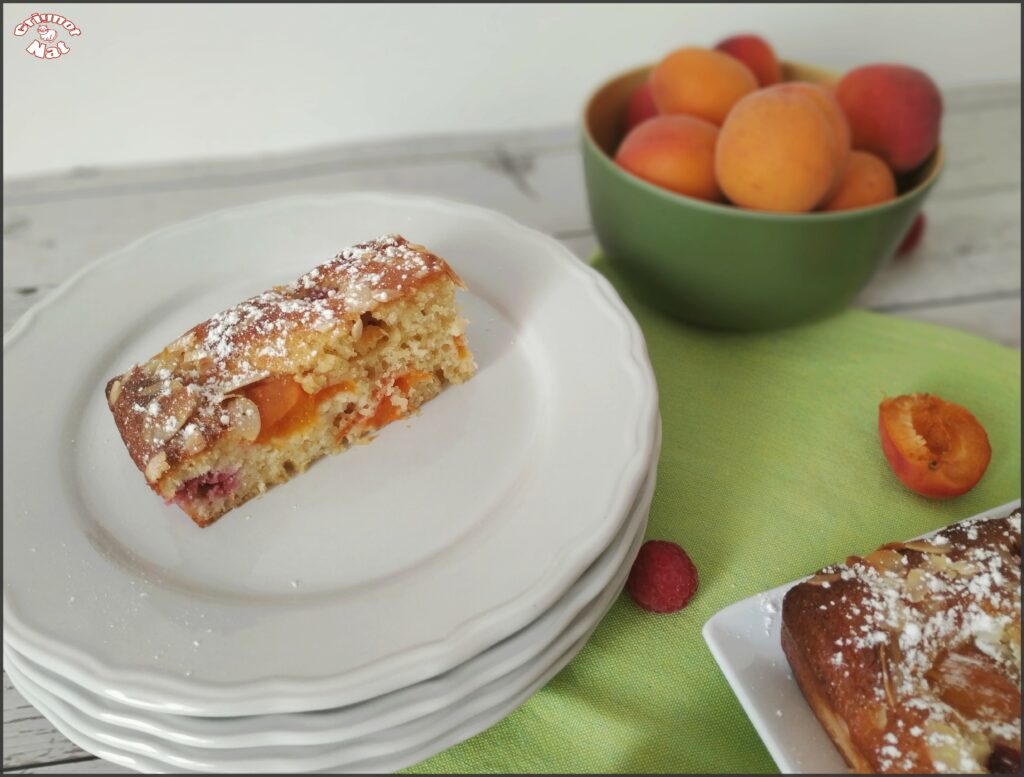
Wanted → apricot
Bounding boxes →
[821,151,896,211]
[715,34,782,86]
[651,47,757,125]
[615,115,721,201]
[928,646,1021,724]
[624,80,658,133]
[715,86,839,212]
[243,376,304,433]
[879,393,990,499]
[614,115,720,201]
[836,64,942,173]
[772,82,851,190]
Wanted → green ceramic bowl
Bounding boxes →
[582,62,943,330]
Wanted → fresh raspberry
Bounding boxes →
[627,540,699,613]
[897,213,926,257]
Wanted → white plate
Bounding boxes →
[3,423,657,755]
[4,520,636,773]
[702,498,1021,774]
[3,192,658,716]
[2,440,654,773]
[8,627,595,775]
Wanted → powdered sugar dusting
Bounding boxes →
[106,234,460,475]
[189,235,444,389]
[759,592,780,637]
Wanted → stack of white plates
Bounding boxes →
[3,193,660,773]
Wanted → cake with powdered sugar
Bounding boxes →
[782,508,1021,773]
[105,235,476,527]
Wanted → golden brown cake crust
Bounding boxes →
[782,508,1021,774]
[105,235,464,484]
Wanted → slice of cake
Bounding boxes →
[106,235,476,527]
[782,508,1021,774]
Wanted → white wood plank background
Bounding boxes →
[2,82,1019,774]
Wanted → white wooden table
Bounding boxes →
[2,82,1019,774]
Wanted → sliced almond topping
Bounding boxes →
[905,568,930,603]
[886,540,952,555]
[144,452,169,483]
[141,380,198,444]
[879,645,897,709]
[221,396,260,442]
[873,704,888,730]
[926,554,954,573]
[950,560,980,577]
[864,548,906,575]
[178,424,207,457]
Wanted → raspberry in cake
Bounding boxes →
[105,235,476,527]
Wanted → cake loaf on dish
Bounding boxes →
[782,508,1021,774]
[106,235,476,527]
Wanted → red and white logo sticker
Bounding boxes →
[12,11,81,59]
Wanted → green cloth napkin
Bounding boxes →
[406,256,1021,774]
